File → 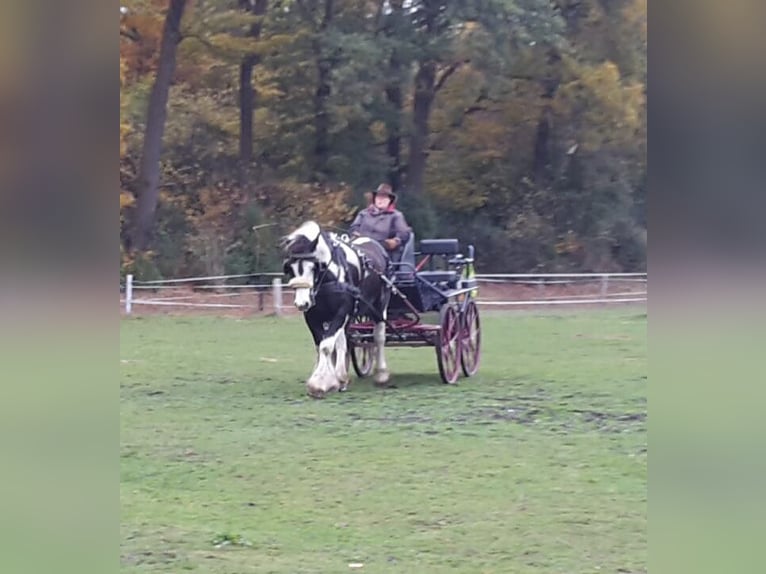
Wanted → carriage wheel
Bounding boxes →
[460,299,481,377]
[350,342,374,378]
[436,305,460,384]
[349,315,375,378]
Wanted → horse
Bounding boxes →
[281,221,392,398]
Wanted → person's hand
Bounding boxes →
[384,238,400,251]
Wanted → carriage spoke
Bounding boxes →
[436,305,460,384]
[460,300,481,377]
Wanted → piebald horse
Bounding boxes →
[282,221,391,398]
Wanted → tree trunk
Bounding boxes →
[532,106,552,180]
[532,51,563,182]
[406,61,435,195]
[313,57,331,180]
[239,56,255,164]
[312,0,334,181]
[238,0,268,168]
[131,0,187,252]
[385,78,403,190]
[383,0,405,190]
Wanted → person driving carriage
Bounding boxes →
[349,183,411,261]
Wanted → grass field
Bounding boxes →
[120,309,646,573]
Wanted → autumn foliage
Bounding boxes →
[120,0,646,279]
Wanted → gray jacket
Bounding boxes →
[349,206,411,245]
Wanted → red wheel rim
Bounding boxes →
[460,300,481,376]
[437,305,460,384]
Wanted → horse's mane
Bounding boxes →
[283,221,390,279]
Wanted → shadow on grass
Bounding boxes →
[349,372,464,393]
[273,372,460,403]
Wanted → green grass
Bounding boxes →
[120,309,646,573]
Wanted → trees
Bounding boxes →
[130,0,188,252]
[238,0,269,167]
[120,0,646,275]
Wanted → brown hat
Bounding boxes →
[373,183,397,201]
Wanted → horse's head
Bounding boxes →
[281,221,331,311]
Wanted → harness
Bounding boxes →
[326,236,408,338]
[285,232,410,340]
[286,233,362,299]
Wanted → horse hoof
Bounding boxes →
[307,388,326,399]
[373,372,390,386]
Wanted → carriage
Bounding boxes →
[345,235,482,385]
[282,221,482,397]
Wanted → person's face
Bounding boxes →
[374,193,392,209]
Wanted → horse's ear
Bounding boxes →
[279,235,292,252]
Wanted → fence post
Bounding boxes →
[600,273,609,297]
[125,274,133,315]
[272,278,283,316]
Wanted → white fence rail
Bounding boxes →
[473,272,647,305]
[121,274,285,314]
[121,271,646,315]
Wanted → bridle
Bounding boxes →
[284,233,339,308]
[286,254,330,302]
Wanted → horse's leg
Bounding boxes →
[335,323,350,392]
[304,310,322,377]
[373,284,392,386]
[305,310,335,398]
[373,300,391,386]
[306,303,351,398]
[307,331,340,398]
[332,298,354,391]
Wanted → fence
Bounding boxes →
[471,272,647,306]
[120,271,646,315]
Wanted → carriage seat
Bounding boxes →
[419,238,459,255]
[393,233,417,282]
[416,238,461,286]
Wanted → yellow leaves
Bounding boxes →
[207,33,260,57]
[120,55,132,159]
[425,166,490,211]
[555,231,584,256]
[120,9,164,79]
[554,59,645,152]
[120,123,130,157]
[185,192,232,277]
[119,191,135,249]
[368,121,387,144]
[425,67,552,213]
[252,67,285,101]
[120,191,135,210]
[120,56,128,87]
[274,182,356,227]
[622,0,647,39]
[582,0,607,27]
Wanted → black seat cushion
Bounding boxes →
[419,239,459,255]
